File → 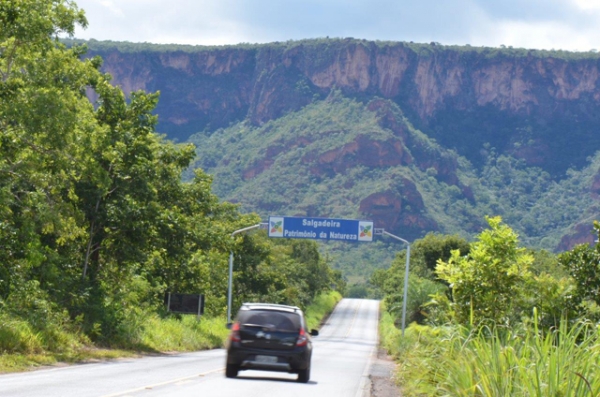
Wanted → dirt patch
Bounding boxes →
[369,348,401,397]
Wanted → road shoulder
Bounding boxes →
[369,348,401,397]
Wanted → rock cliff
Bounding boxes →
[83,39,600,249]
[89,40,600,175]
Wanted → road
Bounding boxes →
[0,299,380,397]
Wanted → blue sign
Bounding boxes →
[268,216,373,242]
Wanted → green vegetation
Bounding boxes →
[0,288,339,372]
[381,318,600,397]
[0,0,345,372]
[304,290,342,330]
[63,36,600,61]
[376,217,600,396]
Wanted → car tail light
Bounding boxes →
[296,328,308,347]
[230,322,241,342]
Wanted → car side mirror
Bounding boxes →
[310,329,319,336]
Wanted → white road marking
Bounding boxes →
[98,367,223,397]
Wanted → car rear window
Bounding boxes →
[237,310,302,331]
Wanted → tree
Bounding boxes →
[0,0,94,305]
[558,221,600,320]
[436,216,533,327]
[0,0,345,348]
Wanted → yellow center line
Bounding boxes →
[344,300,362,338]
[98,367,224,397]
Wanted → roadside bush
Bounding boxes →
[1,281,87,354]
[384,274,447,325]
[0,314,44,354]
[436,216,533,327]
[390,318,600,397]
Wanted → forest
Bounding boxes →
[0,0,343,369]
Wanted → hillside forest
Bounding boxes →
[73,36,600,260]
[0,0,344,362]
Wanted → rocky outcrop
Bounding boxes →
[301,135,412,177]
[359,178,438,238]
[85,39,600,249]
[557,223,596,251]
[89,40,600,172]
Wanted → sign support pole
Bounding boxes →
[376,229,411,337]
[227,223,267,323]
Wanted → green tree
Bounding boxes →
[409,233,470,278]
[0,0,93,305]
[436,216,533,327]
[558,220,600,321]
[370,233,467,325]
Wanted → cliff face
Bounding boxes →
[88,39,600,249]
[92,41,600,175]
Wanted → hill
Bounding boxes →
[73,38,600,254]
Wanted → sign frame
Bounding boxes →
[268,216,373,242]
[165,293,205,316]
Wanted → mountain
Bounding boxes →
[76,38,600,252]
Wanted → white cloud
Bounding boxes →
[471,19,600,51]
[70,0,600,51]
[571,0,600,10]
[98,0,124,17]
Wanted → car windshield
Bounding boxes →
[238,310,301,332]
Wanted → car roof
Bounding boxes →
[240,303,302,314]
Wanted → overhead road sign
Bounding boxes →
[268,216,373,242]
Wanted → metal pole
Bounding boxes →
[226,223,266,323]
[227,250,234,323]
[198,294,202,321]
[401,244,410,337]
[382,231,411,337]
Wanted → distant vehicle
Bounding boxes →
[225,303,319,383]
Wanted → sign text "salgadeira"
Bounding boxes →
[268,216,373,242]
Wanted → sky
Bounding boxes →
[71,0,600,52]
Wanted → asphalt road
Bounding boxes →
[0,298,380,397]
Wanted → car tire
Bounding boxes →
[297,366,310,383]
[225,363,239,378]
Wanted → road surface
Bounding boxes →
[0,299,381,397]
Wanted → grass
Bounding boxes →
[304,290,343,330]
[379,312,600,396]
[0,348,139,373]
[139,314,229,352]
[0,311,228,373]
[0,291,342,373]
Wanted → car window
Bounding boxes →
[238,310,301,331]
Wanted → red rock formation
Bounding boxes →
[90,41,600,149]
[85,39,600,247]
[302,135,412,177]
[358,178,438,235]
[557,223,596,251]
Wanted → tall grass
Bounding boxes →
[0,312,87,355]
[138,314,229,352]
[0,290,342,373]
[383,316,600,396]
[304,290,342,330]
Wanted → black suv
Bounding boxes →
[225,303,319,383]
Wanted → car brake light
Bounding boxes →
[296,328,308,347]
[230,322,241,342]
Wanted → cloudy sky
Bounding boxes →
[72,0,600,52]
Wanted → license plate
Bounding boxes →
[255,355,277,364]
